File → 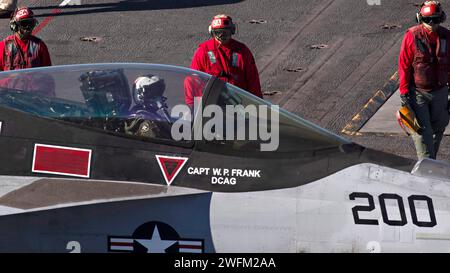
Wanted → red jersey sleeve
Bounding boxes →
[243,47,263,98]
[184,75,204,106]
[39,41,52,67]
[190,46,206,72]
[0,40,6,71]
[398,31,414,95]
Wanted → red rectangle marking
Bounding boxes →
[32,144,92,178]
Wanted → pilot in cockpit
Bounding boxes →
[124,74,172,139]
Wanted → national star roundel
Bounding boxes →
[155,155,188,186]
[108,221,204,253]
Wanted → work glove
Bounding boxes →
[124,117,144,135]
[400,93,410,107]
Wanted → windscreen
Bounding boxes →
[202,82,351,153]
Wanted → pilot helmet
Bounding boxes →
[132,75,166,106]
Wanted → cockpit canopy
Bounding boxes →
[0,63,350,155]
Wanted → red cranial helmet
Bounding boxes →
[209,14,236,35]
[10,7,37,32]
[417,1,446,24]
[12,7,34,21]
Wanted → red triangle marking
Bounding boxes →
[155,155,189,186]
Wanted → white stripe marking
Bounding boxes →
[110,238,134,243]
[110,246,134,251]
[178,240,202,246]
[179,248,202,253]
[60,0,81,6]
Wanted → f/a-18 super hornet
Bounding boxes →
[0,63,448,253]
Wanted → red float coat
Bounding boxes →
[398,24,450,95]
[0,34,51,71]
[190,38,262,98]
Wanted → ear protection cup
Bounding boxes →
[9,20,17,32]
[10,7,18,32]
[229,23,236,35]
[416,12,422,23]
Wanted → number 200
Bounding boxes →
[349,192,437,227]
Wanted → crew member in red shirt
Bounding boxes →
[189,14,263,100]
[398,1,450,160]
[0,7,51,71]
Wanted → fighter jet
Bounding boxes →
[0,63,448,253]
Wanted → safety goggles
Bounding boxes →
[212,28,232,37]
[422,16,441,24]
[18,19,36,30]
